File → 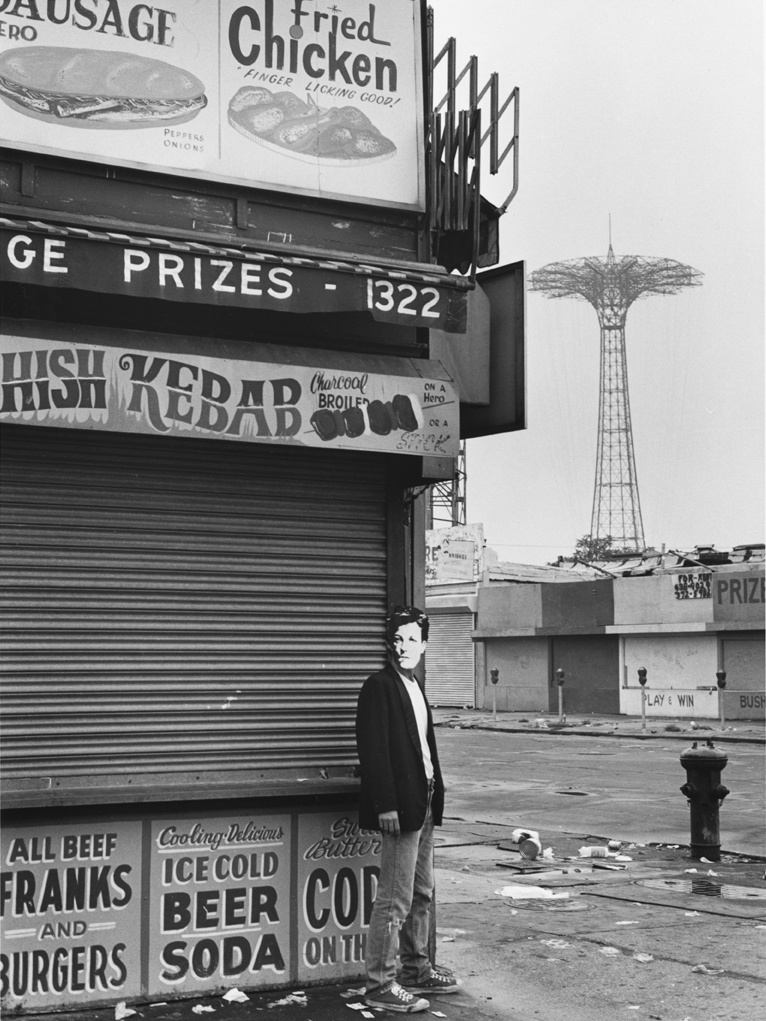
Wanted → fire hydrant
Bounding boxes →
[679,740,730,861]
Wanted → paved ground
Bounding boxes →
[432,714,765,858]
[15,712,766,1021]
[429,718,766,1020]
[431,707,766,746]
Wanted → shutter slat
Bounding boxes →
[426,613,475,707]
[0,425,388,791]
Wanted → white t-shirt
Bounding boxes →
[399,674,434,781]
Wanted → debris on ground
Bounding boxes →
[268,991,308,1008]
[115,1004,138,1020]
[580,845,609,857]
[495,885,570,900]
[691,964,725,975]
[221,990,249,1004]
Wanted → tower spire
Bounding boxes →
[530,247,702,553]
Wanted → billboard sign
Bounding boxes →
[426,524,484,584]
[0,333,460,458]
[0,0,425,210]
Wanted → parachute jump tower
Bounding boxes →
[530,244,702,553]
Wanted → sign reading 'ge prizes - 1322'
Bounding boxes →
[0,0,425,209]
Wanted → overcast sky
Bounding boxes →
[430,0,764,563]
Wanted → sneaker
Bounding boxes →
[402,969,462,994]
[398,962,454,983]
[364,983,430,1013]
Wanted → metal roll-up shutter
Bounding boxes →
[425,612,476,707]
[0,424,388,794]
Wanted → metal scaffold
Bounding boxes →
[426,441,467,529]
[530,244,702,553]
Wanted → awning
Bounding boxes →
[0,217,470,333]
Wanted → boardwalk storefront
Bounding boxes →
[0,1,523,1011]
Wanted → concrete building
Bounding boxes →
[427,544,765,720]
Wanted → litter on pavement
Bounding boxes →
[268,992,308,1008]
[222,989,249,1004]
[495,885,570,900]
[692,964,725,975]
[115,1004,138,1020]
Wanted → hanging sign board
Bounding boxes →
[0,334,459,458]
[0,0,425,210]
[0,222,468,333]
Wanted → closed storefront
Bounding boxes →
[549,635,620,715]
[425,611,476,707]
[1,422,390,794]
[720,635,766,719]
[0,0,522,1009]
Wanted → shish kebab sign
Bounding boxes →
[0,337,460,459]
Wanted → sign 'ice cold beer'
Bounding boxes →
[1,809,384,1010]
[148,816,291,995]
[297,813,381,983]
[0,335,459,458]
[0,823,143,1011]
[0,0,425,209]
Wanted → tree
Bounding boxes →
[573,534,615,562]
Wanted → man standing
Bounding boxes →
[356,606,461,1013]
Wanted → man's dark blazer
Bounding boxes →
[355,662,445,832]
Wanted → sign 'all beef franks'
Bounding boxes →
[0,822,143,1011]
[0,0,425,210]
[0,335,460,459]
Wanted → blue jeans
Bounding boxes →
[365,807,435,994]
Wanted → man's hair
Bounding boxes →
[385,606,429,642]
